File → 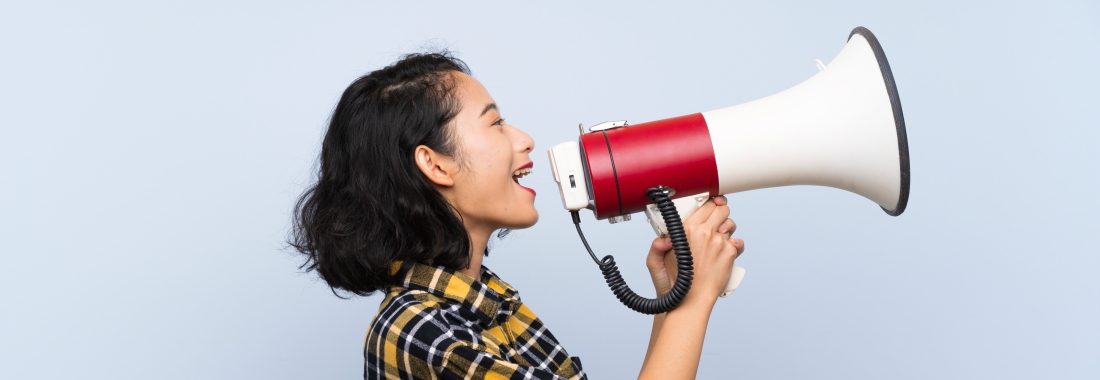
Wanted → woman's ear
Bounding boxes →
[414,145,456,187]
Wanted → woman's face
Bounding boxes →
[445,72,538,233]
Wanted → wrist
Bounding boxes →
[673,291,717,316]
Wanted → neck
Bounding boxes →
[459,224,491,280]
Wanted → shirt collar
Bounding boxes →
[390,261,521,327]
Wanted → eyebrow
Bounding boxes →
[480,103,498,117]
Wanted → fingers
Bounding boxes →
[646,236,672,270]
[683,196,718,226]
[702,200,731,231]
[684,196,728,232]
[729,237,745,259]
[663,247,679,284]
[646,236,675,297]
[717,218,737,235]
[650,235,672,252]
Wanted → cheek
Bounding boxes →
[458,138,509,189]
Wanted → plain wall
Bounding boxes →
[1,1,1097,379]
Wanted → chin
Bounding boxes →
[509,210,539,229]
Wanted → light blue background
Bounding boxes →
[2,1,1097,379]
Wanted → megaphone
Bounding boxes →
[547,27,909,314]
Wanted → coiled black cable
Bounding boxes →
[571,186,693,315]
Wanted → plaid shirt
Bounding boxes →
[364,262,587,380]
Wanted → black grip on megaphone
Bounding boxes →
[572,187,694,315]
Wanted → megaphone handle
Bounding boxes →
[664,245,746,298]
[721,265,746,297]
[652,193,746,298]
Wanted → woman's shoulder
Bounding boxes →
[375,287,455,322]
[369,262,523,339]
[369,288,464,344]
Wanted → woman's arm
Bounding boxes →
[641,236,672,371]
[638,196,745,379]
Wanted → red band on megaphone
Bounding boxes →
[580,113,719,219]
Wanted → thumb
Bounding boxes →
[646,236,672,268]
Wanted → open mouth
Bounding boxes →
[512,164,535,195]
[512,167,531,183]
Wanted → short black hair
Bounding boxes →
[290,52,473,296]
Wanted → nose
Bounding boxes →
[511,125,534,153]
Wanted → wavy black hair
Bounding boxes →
[290,52,474,296]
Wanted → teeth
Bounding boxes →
[512,167,532,179]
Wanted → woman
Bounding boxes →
[291,52,745,379]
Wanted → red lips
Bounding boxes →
[513,162,535,196]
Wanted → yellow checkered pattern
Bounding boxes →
[364,262,586,380]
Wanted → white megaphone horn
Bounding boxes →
[548,27,910,314]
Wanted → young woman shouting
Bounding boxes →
[291,52,745,380]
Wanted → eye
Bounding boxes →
[492,118,506,127]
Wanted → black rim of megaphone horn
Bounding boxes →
[849,26,910,217]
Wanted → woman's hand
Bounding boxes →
[645,196,745,302]
[681,196,744,306]
[646,235,675,297]
[640,196,746,380]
